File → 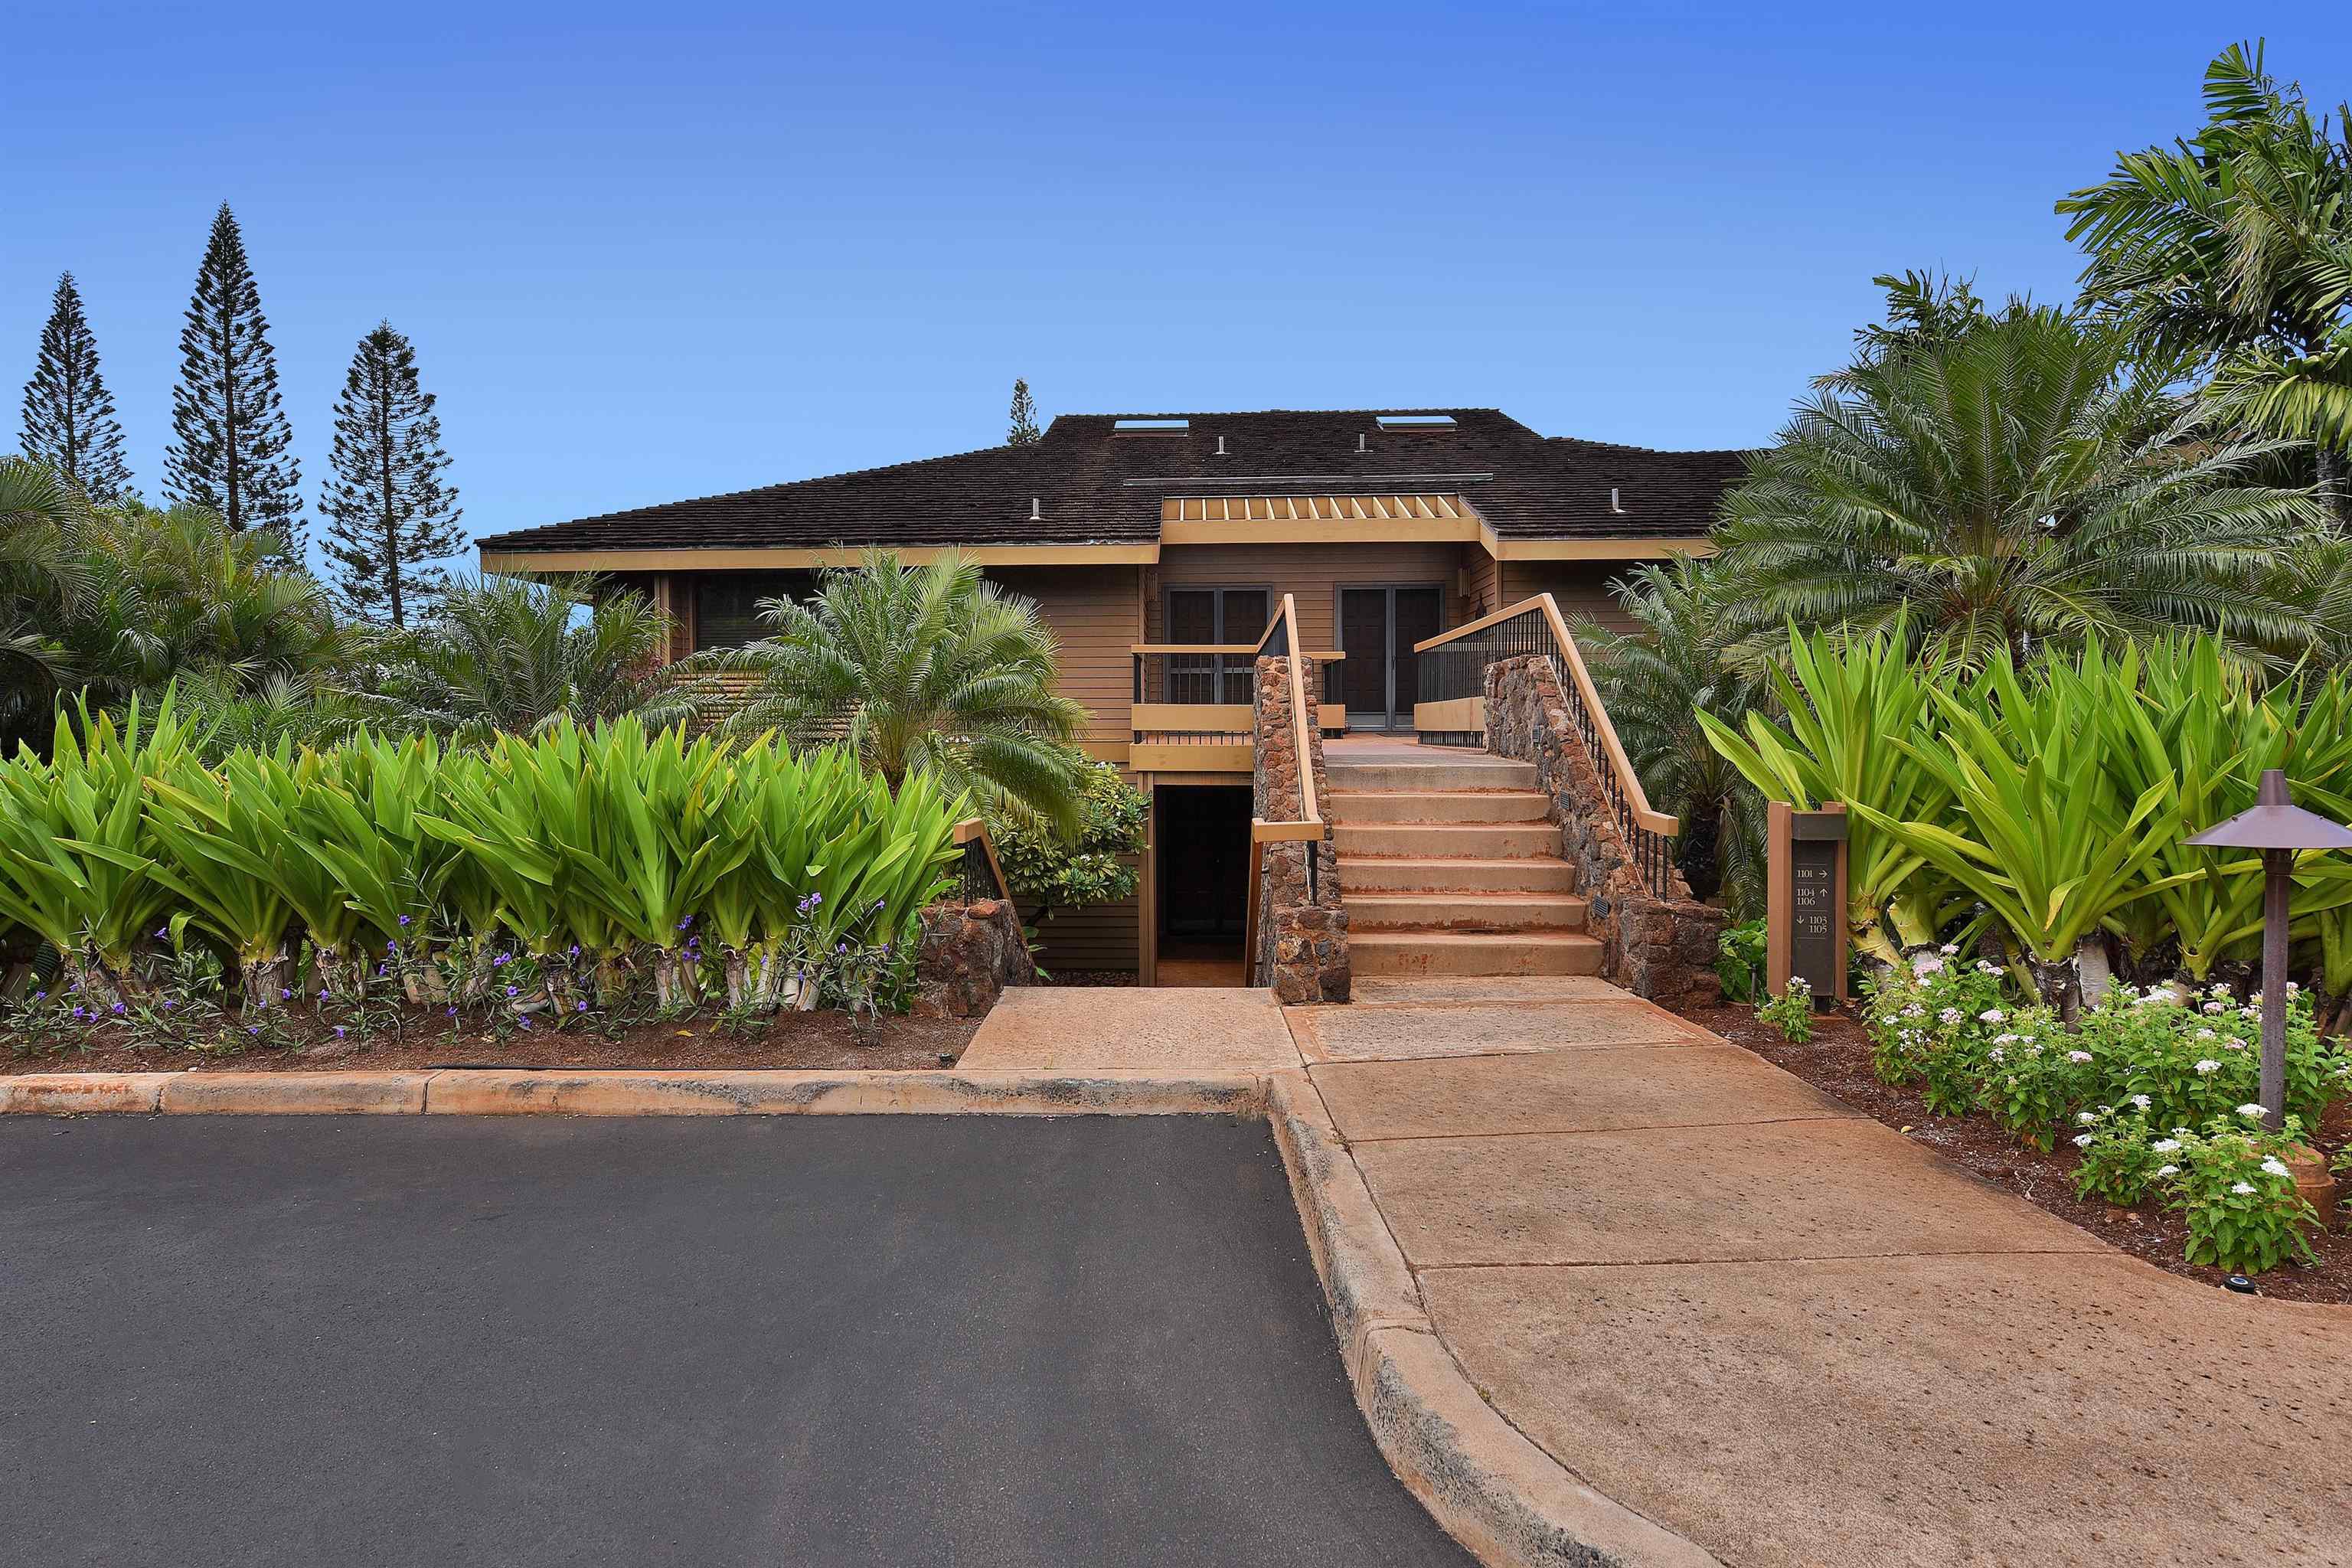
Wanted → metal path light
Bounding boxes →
[2184,769,2352,1131]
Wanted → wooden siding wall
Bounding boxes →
[988,566,1144,969]
[1501,560,1637,635]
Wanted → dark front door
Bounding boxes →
[1338,585,1446,730]
[1157,786,1252,939]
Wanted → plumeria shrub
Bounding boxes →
[2159,1112,2323,1273]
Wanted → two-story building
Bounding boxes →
[478,408,1743,980]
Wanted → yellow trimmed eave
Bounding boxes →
[479,542,1162,573]
[1153,494,1709,560]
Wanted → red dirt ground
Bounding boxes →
[3,1008,982,1076]
[1687,1001,2352,1305]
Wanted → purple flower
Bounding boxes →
[161,999,175,1011]
[333,1026,347,1039]
[575,1000,588,1012]
[518,1015,533,1031]
[505,985,518,998]
[154,926,168,939]
[280,988,292,1000]
[567,945,580,959]
[31,991,44,1001]
[493,953,511,967]
[677,916,694,930]
[110,1001,125,1015]
[387,940,399,953]
[376,964,389,978]
[446,1005,459,1018]
[249,1025,262,1035]
[397,916,412,927]
[70,1006,86,1020]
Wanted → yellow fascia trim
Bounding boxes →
[1160,518,1483,546]
[1473,521,1715,560]
[480,543,1161,573]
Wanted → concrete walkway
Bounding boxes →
[1284,976,2352,1567]
[973,979,2352,1565]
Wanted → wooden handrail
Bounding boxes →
[1130,644,1345,659]
[1413,593,1677,836]
[1279,593,1320,828]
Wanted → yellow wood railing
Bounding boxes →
[1413,593,1681,895]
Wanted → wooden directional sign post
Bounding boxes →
[1767,801,1848,1007]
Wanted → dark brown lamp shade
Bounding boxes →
[2184,769,2352,852]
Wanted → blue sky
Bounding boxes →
[8,3,2350,567]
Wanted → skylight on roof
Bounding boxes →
[1112,417,1190,436]
[1376,413,1457,430]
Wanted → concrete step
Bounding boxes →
[1348,929,1605,978]
[1328,789,1552,825]
[1333,822,1560,859]
[1325,760,1539,792]
[1347,892,1588,932]
[1339,855,1581,893]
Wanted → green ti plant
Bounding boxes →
[1700,619,1958,968]
[0,694,193,1001]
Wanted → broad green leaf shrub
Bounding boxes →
[1716,918,1766,1002]
[987,757,1146,918]
[1707,630,2352,996]
[0,700,964,1029]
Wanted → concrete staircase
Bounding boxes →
[1327,746,1602,978]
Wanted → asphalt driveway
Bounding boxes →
[2,1112,1473,1567]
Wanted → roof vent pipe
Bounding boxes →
[1030,497,1042,521]
[1357,433,1367,452]
[1609,488,1625,514]
[1215,434,1227,456]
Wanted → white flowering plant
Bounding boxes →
[2069,1104,2171,1204]
[2075,985,2343,1131]
[1860,951,2011,1115]
[1758,977,1815,1043]
[1975,1008,2089,1149]
[2158,1112,2321,1273]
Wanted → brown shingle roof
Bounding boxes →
[475,408,1749,553]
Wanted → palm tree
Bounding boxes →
[367,572,695,745]
[1577,557,1766,910]
[684,550,1086,833]
[2058,41,2352,509]
[0,458,90,746]
[1710,298,2332,671]
[73,499,364,701]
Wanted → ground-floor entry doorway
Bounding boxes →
[1338,585,1443,731]
[1155,785,1252,986]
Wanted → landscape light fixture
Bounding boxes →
[2184,769,2352,1132]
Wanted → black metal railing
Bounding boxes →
[1414,597,1681,899]
[1416,603,1554,746]
[949,822,1010,904]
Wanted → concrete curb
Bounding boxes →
[2,1068,1266,1120]
[1266,1071,1720,1568]
[2,1062,1706,1567]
